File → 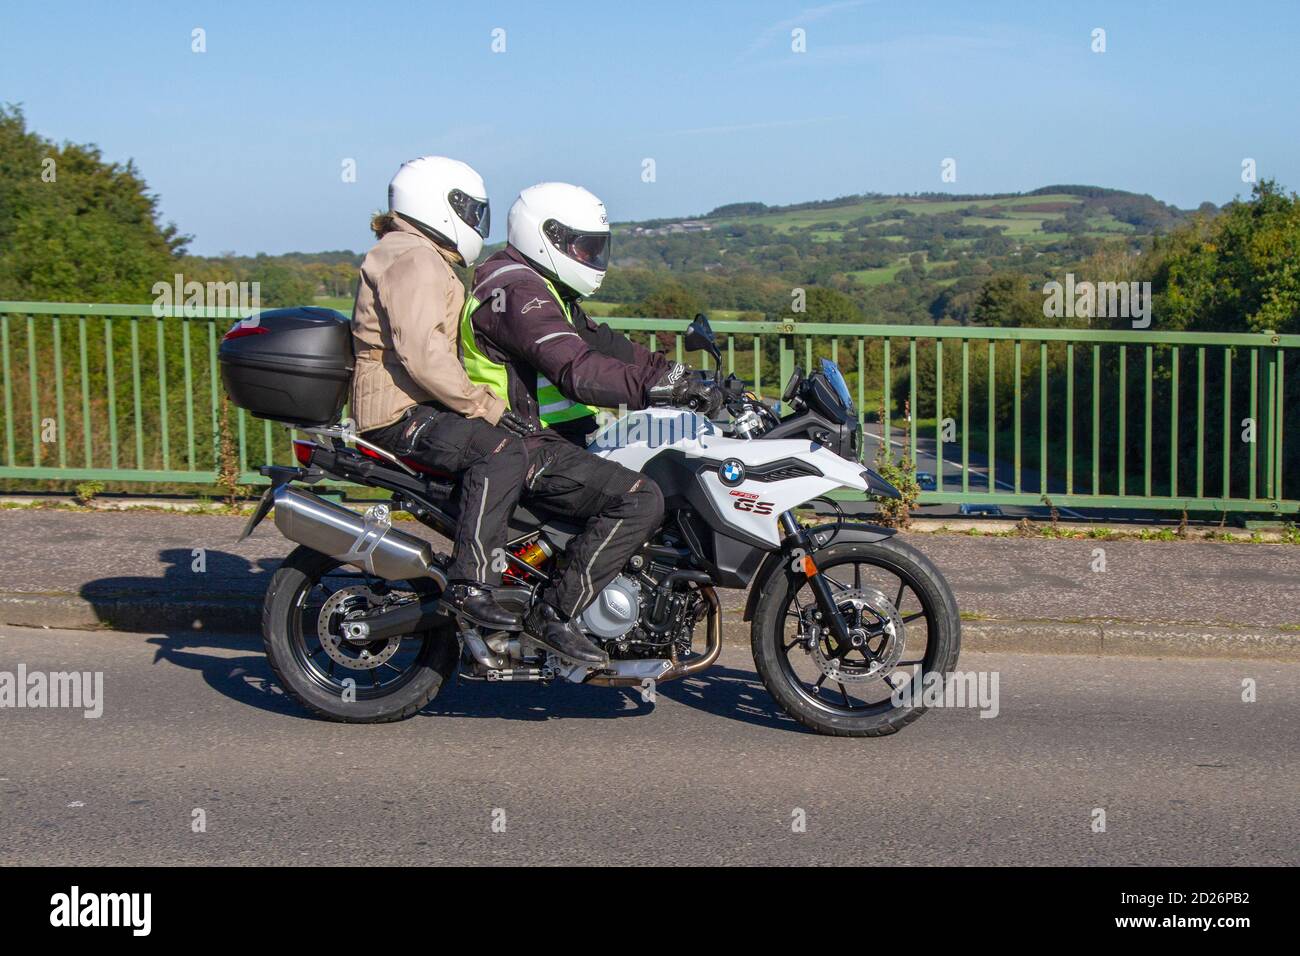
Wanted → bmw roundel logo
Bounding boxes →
[719,459,746,486]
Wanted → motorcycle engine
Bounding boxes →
[579,569,703,659]
[579,574,641,640]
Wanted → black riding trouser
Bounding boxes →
[522,433,664,619]
[366,405,528,587]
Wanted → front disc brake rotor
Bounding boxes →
[808,586,905,683]
[316,585,401,670]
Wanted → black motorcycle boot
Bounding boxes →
[442,582,522,632]
[524,601,609,665]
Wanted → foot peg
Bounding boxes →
[441,582,523,631]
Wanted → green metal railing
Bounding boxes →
[1,302,1296,514]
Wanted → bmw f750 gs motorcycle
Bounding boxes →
[223,312,960,737]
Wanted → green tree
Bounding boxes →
[796,285,862,323]
[1150,179,1300,333]
[973,272,1043,327]
[0,104,186,302]
[635,280,705,319]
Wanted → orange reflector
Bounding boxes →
[802,555,818,576]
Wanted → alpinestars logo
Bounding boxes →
[520,297,547,314]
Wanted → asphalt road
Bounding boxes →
[862,425,1087,520]
[2,625,1296,866]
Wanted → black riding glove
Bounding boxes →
[646,363,724,417]
[497,409,537,438]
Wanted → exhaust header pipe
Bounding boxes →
[585,586,721,687]
[273,486,447,588]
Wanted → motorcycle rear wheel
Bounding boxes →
[262,545,457,722]
[751,536,961,737]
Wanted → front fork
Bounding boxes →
[778,511,851,645]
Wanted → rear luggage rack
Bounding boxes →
[300,420,418,476]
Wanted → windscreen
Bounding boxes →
[821,358,855,414]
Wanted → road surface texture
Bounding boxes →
[1,624,1296,866]
[2,509,1298,658]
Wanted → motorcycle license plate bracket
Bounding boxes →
[238,465,323,541]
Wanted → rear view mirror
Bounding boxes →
[684,313,721,364]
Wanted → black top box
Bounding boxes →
[219,307,354,426]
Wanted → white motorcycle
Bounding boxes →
[233,315,961,737]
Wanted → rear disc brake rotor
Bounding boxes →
[316,585,401,670]
[807,586,905,683]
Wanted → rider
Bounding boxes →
[353,156,535,632]
[460,182,723,665]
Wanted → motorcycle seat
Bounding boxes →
[508,503,581,548]
[354,444,579,547]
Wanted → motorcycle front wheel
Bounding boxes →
[262,545,458,722]
[751,536,961,737]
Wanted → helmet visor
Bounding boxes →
[449,189,490,239]
[544,219,611,271]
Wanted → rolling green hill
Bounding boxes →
[588,185,1203,325]
[296,185,1203,327]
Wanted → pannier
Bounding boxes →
[219,307,353,426]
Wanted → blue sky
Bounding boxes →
[2,1,1296,255]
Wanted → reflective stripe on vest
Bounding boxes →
[536,373,597,424]
[459,266,596,427]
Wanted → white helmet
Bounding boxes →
[507,182,611,297]
[387,156,490,266]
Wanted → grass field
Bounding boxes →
[706,193,1090,235]
[314,295,352,313]
[848,262,908,286]
[583,301,750,322]
[699,191,1151,254]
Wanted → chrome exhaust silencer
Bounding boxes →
[272,485,447,588]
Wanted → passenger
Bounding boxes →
[352,156,534,632]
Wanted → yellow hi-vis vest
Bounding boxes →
[458,265,596,427]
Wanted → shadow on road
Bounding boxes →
[88,548,808,733]
[82,547,300,717]
[144,628,305,718]
[657,667,805,732]
[81,547,273,632]
[144,624,806,732]
[425,664,804,732]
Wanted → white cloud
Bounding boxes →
[740,0,869,59]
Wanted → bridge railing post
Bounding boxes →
[778,321,796,398]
